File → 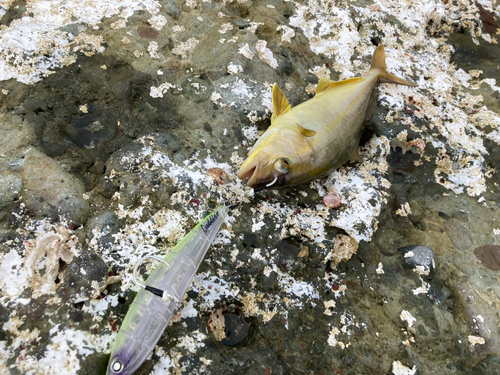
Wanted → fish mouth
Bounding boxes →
[238,153,277,190]
[238,165,283,192]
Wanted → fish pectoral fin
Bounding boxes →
[297,124,317,137]
[316,76,364,95]
[271,83,291,123]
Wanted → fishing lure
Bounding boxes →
[107,205,228,375]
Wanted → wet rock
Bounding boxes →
[399,245,436,279]
[442,218,473,251]
[86,211,119,251]
[474,245,500,271]
[0,113,36,155]
[212,75,272,118]
[452,284,500,365]
[164,1,181,19]
[392,189,414,230]
[22,97,47,113]
[21,149,89,225]
[180,76,213,103]
[67,105,118,149]
[0,173,22,210]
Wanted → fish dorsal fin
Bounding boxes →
[271,83,291,124]
[297,124,317,137]
[315,76,364,95]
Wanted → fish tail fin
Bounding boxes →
[371,45,417,87]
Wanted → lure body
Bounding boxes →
[107,205,228,375]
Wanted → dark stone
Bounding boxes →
[477,3,499,34]
[42,142,67,157]
[399,245,436,278]
[221,311,250,346]
[155,132,182,153]
[137,26,159,39]
[474,245,500,271]
[276,241,299,261]
[306,74,318,84]
[131,72,152,85]
[164,1,181,19]
[67,107,118,149]
[111,80,132,100]
[59,250,108,302]
[23,98,47,113]
[203,122,213,133]
[243,232,258,247]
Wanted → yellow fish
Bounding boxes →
[238,45,417,191]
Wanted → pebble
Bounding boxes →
[323,193,341,209]
[220,310,250,347]
[206,167,230,185]
[21,149,89,226]
[474,245,500,271]
[399,245,436,278]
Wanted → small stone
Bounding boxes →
[323,193,341,209]
[22,149,89,226]
[220,310,250,346]
[474,245,500,271]
[298,245,309,258]
[137,26,159,39]
[206,167,230,185]
[61,250,109,301]
[399,245,436,278]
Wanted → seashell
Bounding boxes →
[323,193,341,209]
[207,167,230,185]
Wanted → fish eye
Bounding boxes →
[275,158,292,174]
[111,358,124,373]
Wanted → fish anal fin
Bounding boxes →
[272,83,291,123]
[316,76,364,95]
[363,90,378,127]
[350,137,362,162]
[297,124,317,137]
[371,45,417,87]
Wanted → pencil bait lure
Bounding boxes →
[107,205,228,375]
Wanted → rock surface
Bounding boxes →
[0,0,500,374]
